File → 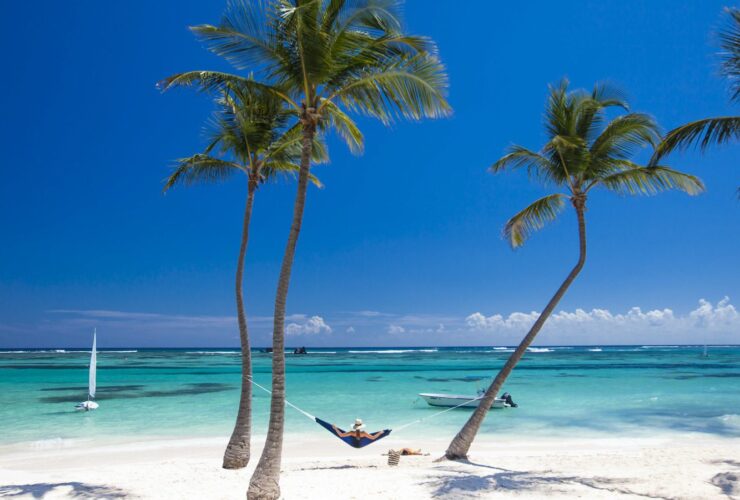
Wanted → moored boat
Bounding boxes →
[418,391,516,409]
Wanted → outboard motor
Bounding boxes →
[501,392,517,408]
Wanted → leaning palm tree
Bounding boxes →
[163,83,324,470]
[160,1,450,496]
[650,8,739,172]
[444,80,704,460]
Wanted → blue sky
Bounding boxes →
[0,1,738,348]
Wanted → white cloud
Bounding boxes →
[466,298,739,339]
[47,309,236,329]
[387,324,406,334]
[356,310,385,317]
[346,326,356,333]
[690,297,738,327]
[465,311,539,331]
[286,315,332,336]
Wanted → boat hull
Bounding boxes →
[419,393,508,409]
[75,401,99,411]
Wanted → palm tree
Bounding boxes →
[163,83,324,470]
[650,8,739,175]
[160,1,449,496]
[444,80,704,461]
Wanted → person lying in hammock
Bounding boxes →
[315,417,392,448]
[336,419,386,441]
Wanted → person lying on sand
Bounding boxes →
[399,448,424,455]
[384,448,429,456]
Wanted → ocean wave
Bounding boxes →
[588,348,603,352]
[0,350,87,354]
[641,345,679,348]
[492,347,509,350]
[29,438,76,449]
[186,351,239,355]
[717,414,740,430]
[527,347,553,353]
[347,349,438,354]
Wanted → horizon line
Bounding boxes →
[1,344,737,350]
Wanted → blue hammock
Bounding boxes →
[315,417,392,449]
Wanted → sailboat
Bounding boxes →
[75,329,99,411]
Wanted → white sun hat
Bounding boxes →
[352,418,365,430]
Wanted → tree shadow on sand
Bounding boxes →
[0,482,128,498]
[708,459,740,497]
[425,461,673,499]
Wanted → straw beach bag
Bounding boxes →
[387,449,400,466]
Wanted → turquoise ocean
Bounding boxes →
[1,346,739,446]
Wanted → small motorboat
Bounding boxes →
[419,391,517,409]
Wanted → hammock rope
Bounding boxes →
[248,376,316,420]
[247,376,484,435]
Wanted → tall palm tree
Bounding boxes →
[444,80,704,461]
[160,1,450,496]
[163,83,325,470]
[650,8,739,174]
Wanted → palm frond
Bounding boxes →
[330,52,450,124]
[504,193,568,248]
[163,154,245,192]
[597,165,705,196]
[491,145,563,186]
[260,160,324,188]
[590,113,660,160]
[318,98,364,153]
[650,116,740,164]
[333,0,403,37]
[190,0,286,74]
[265,123,329,165]
[158,71,299,111]
[573,81,629,141]
[544,79,573,139]
[718,7,740,102]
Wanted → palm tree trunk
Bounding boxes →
[248,118,316,499]
[222,179,257,469]
[445,196,588,460]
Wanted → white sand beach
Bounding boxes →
[1,434,738,499]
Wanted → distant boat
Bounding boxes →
[75,330,99,411]
[419,391,516,409]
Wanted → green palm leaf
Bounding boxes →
[328,52,451,124]
[590,113,659,160]
[163,154,244,192]
[491,146,563,186]
[719,7,740,102]
[650,116,740,164]
[191,0,287,74]
[318,98,364,153]
[597,165,705,196]
[266,123,329,164]
[504,194,568,248]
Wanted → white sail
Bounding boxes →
[89,329,97,399]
